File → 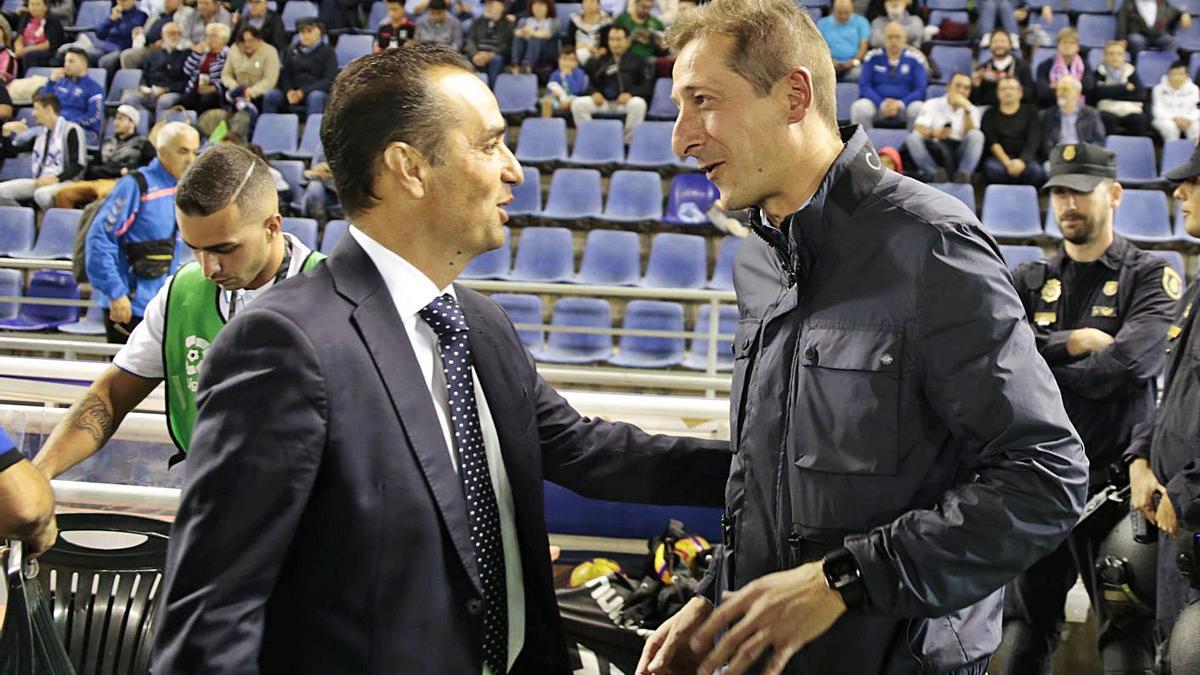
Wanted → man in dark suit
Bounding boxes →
[151,44,732,675]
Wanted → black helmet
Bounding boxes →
[1095,512,1158,618]
[1162,602,1200,674]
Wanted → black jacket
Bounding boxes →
[15,15,65,52]
[141,46,189,93]
[463,16,514,58]
[280,43,337,95]
[1038,104,1107,159]
[583,50,653,101]
[87,132,154,180]
[1117,0,1184,40]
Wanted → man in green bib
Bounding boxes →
[33,143,325,479]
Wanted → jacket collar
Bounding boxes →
[1049,232,1131,272]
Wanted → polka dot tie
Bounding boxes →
[419,293,508,675]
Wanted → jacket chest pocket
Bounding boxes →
[729,317,762,451]
[791,326,904,476]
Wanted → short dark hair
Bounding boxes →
[607,24,629,38]
[238,25,264,42]
[530,0,557,18]
[1171,60,1189,72]
[64,46,89,63]
[295,16,324,32]
[428,0,447,9]
[176,143,278,218]
[321,43,473,217]
[32,92,60,112]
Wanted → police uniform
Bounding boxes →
[1004,143,1175,675]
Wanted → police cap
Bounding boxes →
[1043,143,1117,193]
[1163,140,1200,183]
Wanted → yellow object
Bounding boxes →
[653,535,711,584]
[569,558,623,588]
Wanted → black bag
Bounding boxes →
[0,542,75,675]
[72,171,152,284]
[122,238,175,279]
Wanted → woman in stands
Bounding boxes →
[13,0,65,73]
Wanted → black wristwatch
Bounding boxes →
[822,547,866,611]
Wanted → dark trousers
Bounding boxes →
[1100,111,1150,137]
[104,313,142,344]
[982,156,1047,186]
[1157,534,1200,640]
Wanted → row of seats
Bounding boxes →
[516,118,695,170]
[925,41,1200,87]
[496,74,678,119]
[0,269,98,333]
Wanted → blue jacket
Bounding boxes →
[86,158,179,316]
[548,67,587,96]
[40,76,104,140]
[95,6,148,51]
[858,47,927,106]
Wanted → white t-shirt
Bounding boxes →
[113,233,314,380]
[913,95,981,141]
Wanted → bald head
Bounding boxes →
[833,0,853,22]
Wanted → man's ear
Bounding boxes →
[263,212,283,237]
[382,141,430,200]
[785,67,814,125]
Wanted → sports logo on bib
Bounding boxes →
[184,335,211,392]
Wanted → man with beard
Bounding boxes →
[1004,142,1175,675]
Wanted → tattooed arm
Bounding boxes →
[33,367,161,479]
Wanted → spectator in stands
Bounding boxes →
[982,76,1045,185]
[976,0,1029,49]
[0,24,19,84]
[375,0,418,52]
[94,0,148,73]
[511,0,558,74]
[1117,0,1191,55]
[119,0,192,69]
[14,0,65,71]
[869,0,922,49]
[614,0,665,59]
[463,0,512,86]
[54,104,153,208]
[1094,40,1149,136]
[566,0,611,64]
[120,21,188,113]
[40,48,103,144]
[233,0,286,52]
[972,29,1034,108]
[86,121,199,343]
[1036,27,1093,108]
[178,22,230,113]
[222,25,278,115]
[1039,75,1105,161]
[265,17,336,117]
[570,24,651,143]
[851,21,926,130]
[180,0,232,48]
[415,0,464,51]
[0,93,86,209]
[1152,61,1200,141]
[541,48,586,117]
[302,143,338,221]
[906,72,983,183]
[818,0,870,82]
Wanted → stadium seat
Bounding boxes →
[87,67,107,94]
[1114,189,1173,243]
[284,114,322,160]
[70,0,110,31]
[320,219,348,254]
[931,182,976,212]
[1029,12,1069,38]
[506,226,575,282]
[514,117,568,165]
[836,82,858,123]
[1,0,22,13]
[0,207,36,256]
[281,0,319,31]
[270,159,306,212]
[0,153,31,182]
[537,168,603,221]
[461,226,511,279]
[662,173,719,227]
[928,45,972,83]
[494,74,538,116]
[925,83,946,100]
[567,119,625,166]
[0,270,79,330]
[1076,15,1116,50]
[1161,139,1194,177]
[980,185,1042,239]
[999,245,1044,272]
[866,128,908,151]
[681,304,737,372]
[1136,51,1176,90]
[491,293,544,352]
[106,69,143,106]
[11,209,80,259]
[282,217,319,250]
[535,297,613,364]
[573,229,641,286]
[625,121,677,168]
[156,107,196,126]
[641,233,707,289]
[508,165,541,217]
[708,235,743,290]
[1150,250,1186,279]
[926,0,968,9]
[57,301,106,335]
[1031,47,1056,74]
[253,114,299,155]
[1067,0,1116,13]
[16,107,37,127]
[556,3,582,33]
[597,170,663,224]
[1044,206,1063,239]
[335,34,373,67]
[647,77,678,120]
[363,1,388,32]
[607,300,686,369]
[0,269,20,320]
[1179,22,1200,53]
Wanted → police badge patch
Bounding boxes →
[1163,267,1183,301]
[1041,279,1062,303]
[1103,281,1118,297]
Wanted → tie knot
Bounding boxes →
[419,293,469,338]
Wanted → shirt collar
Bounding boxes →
[347,224,455,321]
[1050,233,1129,271]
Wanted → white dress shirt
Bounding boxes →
[348,226,525,674]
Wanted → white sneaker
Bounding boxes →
[980,32,991,48]
[1010,32,1021,48]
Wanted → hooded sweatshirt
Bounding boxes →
[1152,74,1200,125]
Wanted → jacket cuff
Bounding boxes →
[842,534,886,614]
[694,545,722,605]
[1123,438,1151,464]
[1040,330,1073,364]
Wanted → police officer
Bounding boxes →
[1003,143,1175,675]
[1124,143,1200,644]
[32,144,325,481]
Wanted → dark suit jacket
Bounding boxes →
[1117,0,1183,40]
[1039,104,1107,159]
[151,235,732,674]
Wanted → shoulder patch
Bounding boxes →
[1163,266,1183,301]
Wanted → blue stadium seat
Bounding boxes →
[514,117,568,165]
[925,83,947,100]
[929,45,972,83]
[1044,206,1063,239]
[0,270,79,330]
[253,114,299,155]
[491,293,544,352]
[926,0,968,9]
[1179,22,1200,52]
[12,209,80,259]
[494,74,538,115]
[508,165,541,217]
[461,226,511,279]
[106,69,143,105]
[866,128,908,151]
[16,107,38,127]
[335,34,373,67]
[567,119,625,166]
[156,107,196,126]
[981,185,1042,238]
[573,229,641,286]
[1161,139,1194,177]
[1136,51,1176,90]
[662,173,719,227]
[281,0,319,31]
[1114,189,1173,243]
[536,168,603,221]
[270,159,306,212]
[681,304,737,372]
[284,114,322,160]
[506,226,574,282]
[931,182,976,212]
[0,0,22,13]
[999,245,1044,272]
[647,77,678,120]
[625,121,677,168]
[1076,15,1116,50]
[321,219,348,254]
[1150,250,1185,279]
[0,269,20,320]
[0,153,31,182]
[708,235,743,290]
[1029,12,1069,38]
[641,233,707,289]
[607,300,686,369]
[556,3,582,33]
[836,82,858,122]
[87,67,107,94]
[363,1,388,32]
[0,207,36,256]
[70,0,110,30]
[1106,135,1159,186]
[1067,0,1116,12]
[597,170,663,224]
[282,217,319,250]
[535,297,613,364]
[1032,47,1056,74]
[57,301,106,335]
